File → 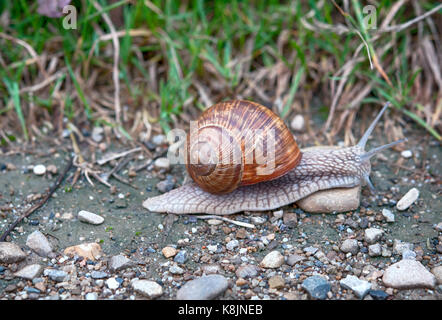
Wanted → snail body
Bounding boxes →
[143,101,405,215]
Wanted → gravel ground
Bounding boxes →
[0,127,440,300]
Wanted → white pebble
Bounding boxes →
[78,210,104,225]
[290,114,305,131]
[382,208,395,222]
[401,150,412,158]
[154,157,170,170]
[396,188,419,211]
[33,164,46,175]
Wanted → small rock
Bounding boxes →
[273,210,284,219]
[250,216,267,225]
[286,254,305,266]
[162,246,177,258]
[340,239,358,255]
[283,212,298,228]
[43,269,67,282]
[33,164,46,175]
[290,114,305,131]
[393,239,414,255]
[176,275,228,300]
[431,266,442,284]
[340,275,371,299]
[396,188,419,211]
[46,164,57,174]
[364,228,384,244]
[0,242,26,263]
[400,150,412,158]
[235,265,260,279]
[154,157,170,171]
[235,228,247,239]
[301,275,331,300]
[381,209,395,222]
[202,264,223,275]
[85,292,98,300]
[369,290,389,300]
[268,275,285,289]
[91,271,108,279]
[174,250,188,264]
[26,230,53,257]
[91,127,104,142]
[132,280,163,299]
[260,251,284,269]
[156,179,175,193]
[368,244,382,257]
[383,259,436,289]
[106,277,120,290]
[303,246,318,255]
[226,240,239,251]
[402,249,416,260]
[14,264,43,280]
[109,255,132,271]
[64,243,102,261]
[169,264,184,275]
[435,222,442,232]
[78,210,104,225]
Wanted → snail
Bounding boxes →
[143,100,406,215]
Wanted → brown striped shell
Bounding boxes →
[186,100,302,194]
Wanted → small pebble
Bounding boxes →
[290,114,305,131]
[154,157,170,171]
[400,150,412,158]
[364,228,384,244]
[132,280,163,299]
[368,243,382,257]
[340,239,358,255]
[106,277,120,290]
[260,251,284,269]
[162,247,177,258]
[396,188,419,211]
[301,276,331,300]
[383,259,436,289]
[340,275,371,299]
[381,208,395,222]
[33,164,46,175]
[78,210,104,225]
[176,275,228,300]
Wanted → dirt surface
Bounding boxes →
[0,117,440,300]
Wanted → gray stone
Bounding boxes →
[85,292,98,300]
[0,242,26,263]
[340,275,371,299]
[169,264,184,275]
[381,209,395,222]
[250,216,267,225]
[435,222,442,232]
[91,271,108,279]
[368,243,382,257]
[303,246,319,255]
[283,212,298,228]
[226,239,239,251]
[393,239,414,255]
[396,188,419,211]
[132,280,163,299]
[176,275,228,300]
[235,265,260,278]
[364,228,383,244]
[402,249,416,260]
[174,250,188,264]
[43,269,67,282]
[14,264,43,280]
[301,275,331,300]
[78,210,104,225]
[26,230,53,257]
[260,251,284,269]
[340,239,359,255]
[383,259,436,289]
[287,254,305,266]
[109,255,132,271]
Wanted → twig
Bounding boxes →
[0,158,73,242]
[96,147,142,165]
[189,215,256,229]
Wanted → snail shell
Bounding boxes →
[186,100,302,194]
